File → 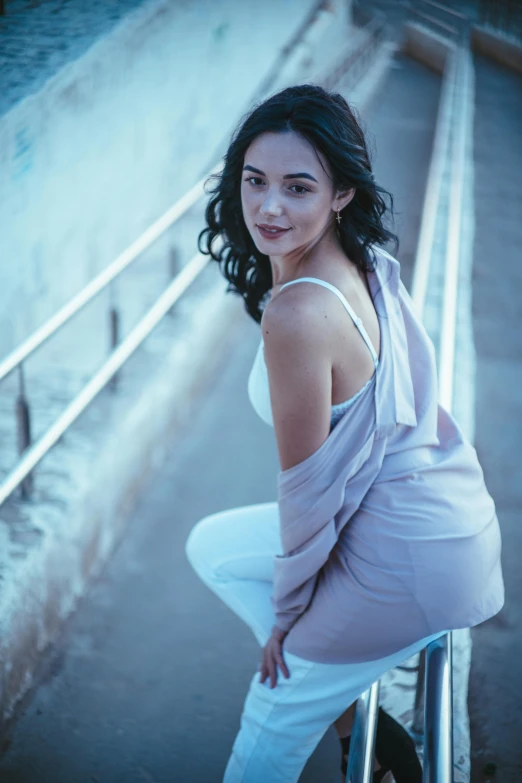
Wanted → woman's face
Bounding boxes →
[241,130,342,258]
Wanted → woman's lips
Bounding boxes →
[257,225,290,240]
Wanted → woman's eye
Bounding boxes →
[243,178,309,195]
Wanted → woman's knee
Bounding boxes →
[185,511,223,572]
[185,501,281,580]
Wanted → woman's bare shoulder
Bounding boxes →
[261,282,335,348]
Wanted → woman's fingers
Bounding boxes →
[276,649,290,679]
[259,654,268,683]
[259,647,272,684]
[268,652,277,688]
[258,639,291,688]
[266,645,277,688]
[259,646,276,687]
[269,643,287,687]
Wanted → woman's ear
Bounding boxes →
[335,187,356,212]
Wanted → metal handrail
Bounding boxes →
[403,0,469,43]
[424,635,454,781]
[347,9,473,782]
[320,14,387,91]
[0,247,214,507]
[408,7,459,38]
[0,170,218,385]
[410,51,457,312]
[250,0,332,103]
[419,42,472,783]
[421,0,467,22]
[346,682,381,783]
[439,44,470,412]
[417,41,473,783]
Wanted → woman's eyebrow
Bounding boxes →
[243,164,318,183]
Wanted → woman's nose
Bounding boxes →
[260,191,283,217]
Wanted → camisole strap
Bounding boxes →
[279,277,379,367]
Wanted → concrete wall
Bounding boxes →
[402,20,454,75]
[0,0,323,358]
[472,24,522,75]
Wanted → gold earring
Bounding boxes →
[336,210,342,225]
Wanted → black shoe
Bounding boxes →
[339,707,422,782]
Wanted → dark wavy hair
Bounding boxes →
[198,83,399,324]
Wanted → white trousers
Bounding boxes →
[185,500,446,783]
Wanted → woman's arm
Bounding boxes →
[262,289,335,633]
[262,286,383,634]
[262,288,333,472]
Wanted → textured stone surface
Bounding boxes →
[0,0,154,117]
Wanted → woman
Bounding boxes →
[185,84,504,783]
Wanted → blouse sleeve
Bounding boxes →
[271,423,387,633]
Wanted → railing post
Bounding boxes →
[109,307,120,390]
[346,680,380,783]
[411,647,427,740]
[109,282,121,390]
[423,633,453,782]
[168,246,180,316]
[15,364,33,498]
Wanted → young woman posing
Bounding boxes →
[185,84,504,783]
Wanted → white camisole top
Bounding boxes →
[247,276,380,431]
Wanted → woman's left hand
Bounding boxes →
[259,625,291,688]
